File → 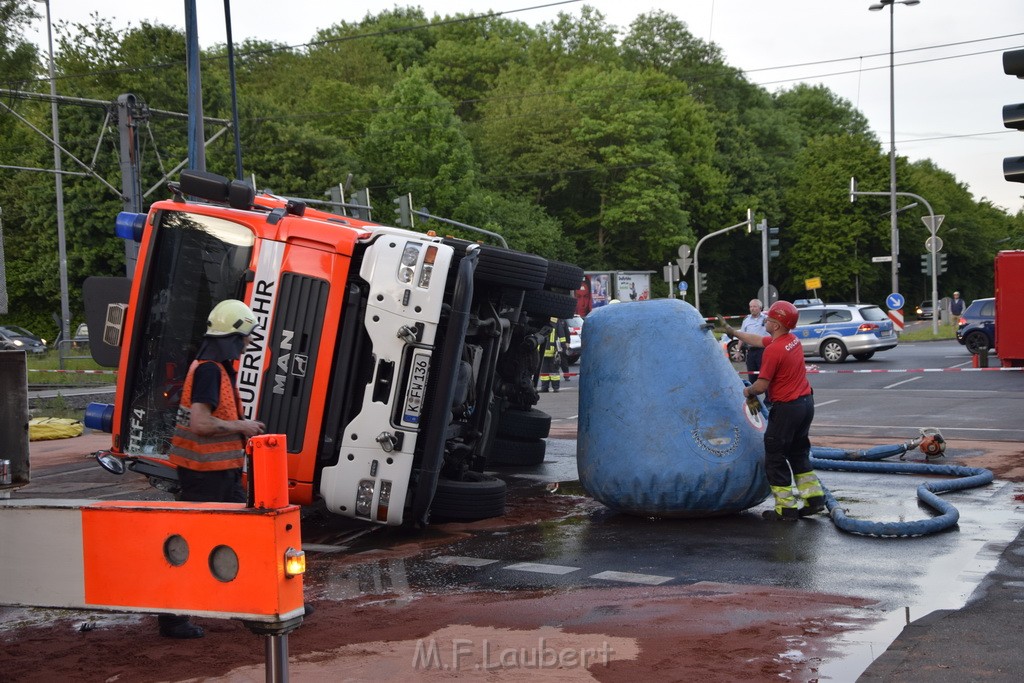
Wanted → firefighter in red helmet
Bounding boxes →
[719,301,825,521]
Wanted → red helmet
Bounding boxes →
[766,301,799,330]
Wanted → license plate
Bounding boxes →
[881,329,893,337]
[402,351,431,426]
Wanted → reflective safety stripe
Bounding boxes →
[770,485,798,513]
[794,471,824,500]
[169,361,245,471]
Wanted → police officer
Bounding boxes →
[719,301,825,521]
[158,299,265,638]
[739,299,768,382]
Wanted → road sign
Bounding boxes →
[888,308,905,331]
[676,244,693,275]
[886,293,905,310]
[925,236,944,253]
[804,277,821,290]
[871,256,893,263]
[679,281,688,292]
[921,214,945,234]
[757,284,778,306]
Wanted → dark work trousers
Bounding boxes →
[158,468,245,632]
[744,346,764,384]
[763,394,815,487]
[177,467,246,504]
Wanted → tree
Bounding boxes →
[360,68,478,218]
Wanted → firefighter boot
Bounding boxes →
[540,381,550,393]
[552,380,560,393]
[795,471,826,517]
[762,485,799,521]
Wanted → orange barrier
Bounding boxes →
[0,434,304,630]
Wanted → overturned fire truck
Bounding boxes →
[85,170,581,526]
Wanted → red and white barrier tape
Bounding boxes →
[564,366,1022,379]
[28,369,118,375]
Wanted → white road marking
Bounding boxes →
[590,570,673,585]
[429,556,500,567]
[504,562,580,575]
[884,376,921,389]
[815,399,840,407]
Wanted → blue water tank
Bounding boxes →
[577,299,770,517]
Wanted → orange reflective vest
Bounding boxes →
[168,360,245,471]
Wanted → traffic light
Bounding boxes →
[351,188,371,222]
[920,254,932,275]
[938,253,948,275]
[698,272,708,293]
[394,193,412,228]
[1003,48,1024,183]
[768,226,780,260]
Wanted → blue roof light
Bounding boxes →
[115,212,147,241]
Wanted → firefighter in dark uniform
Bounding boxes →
[158,299,265,638]
[539,316,568,393]
[719,301,825,521]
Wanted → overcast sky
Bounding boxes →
[28,0,1024,215]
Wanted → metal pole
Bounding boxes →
[185,0,206,171]
[42,0,71,361]
[693,211,753,314]
[224,0,244,180]
[887,2,899,297]
[265,634,289,682]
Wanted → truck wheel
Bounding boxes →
[496,407,551,439]
[444,239,547,290]
[544,260,585,291]
[429,472,507,521]
[488,436,546,466]
[522,290,577,319]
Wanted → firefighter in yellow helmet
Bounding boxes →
[539,317,568,393]
[160,299,265,638]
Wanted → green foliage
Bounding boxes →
[0,6,1018,329]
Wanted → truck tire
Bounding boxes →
[544,259,585,291]
[522,290,577,319]
[488,436,546,466]
[429,472,507,521]
[444,238,547,290]
[496,407,551,440]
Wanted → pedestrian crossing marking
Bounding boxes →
[590,570,673,585]
[429,556,500,567]
[504,562,580,575]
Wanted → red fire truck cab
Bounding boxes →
[85,171,581,526]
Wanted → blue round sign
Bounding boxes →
[886,293,905,310]
[679,281,688,292]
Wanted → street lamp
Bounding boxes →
[37,0,72,354]
[869,0,919,297]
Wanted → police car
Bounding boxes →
[793,304,898,363]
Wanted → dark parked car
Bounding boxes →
[0,325,48,354]
[915,301,934,320]
[956,297,995,354]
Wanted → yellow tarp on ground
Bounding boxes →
[29,417,84,441]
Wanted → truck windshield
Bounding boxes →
[124,210,255,456]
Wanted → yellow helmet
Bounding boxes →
[206,299,258,337]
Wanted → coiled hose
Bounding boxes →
[809,439,994,538]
